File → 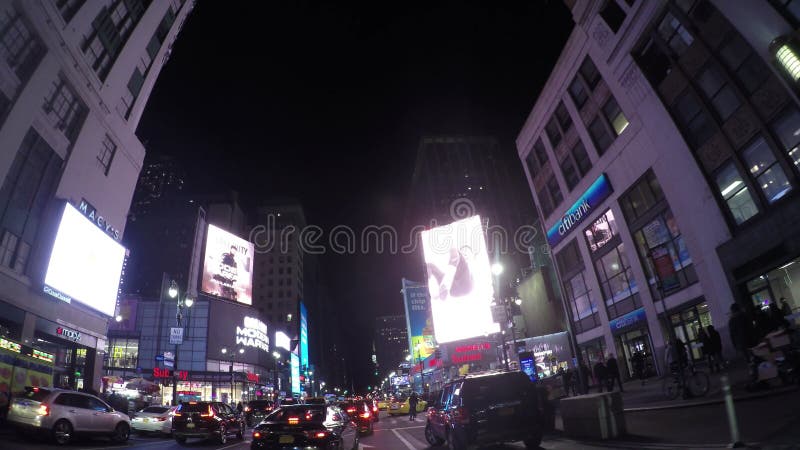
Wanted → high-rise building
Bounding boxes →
[374,314,409,371]
[0,0,193,392]
[129,154,187,218]
[517,0,800,380]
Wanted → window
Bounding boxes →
[600,0,627,33]
[588,116,614,155]
[740,136,792,203]
[594,242,640,319]
[106,338,138,368]
[82,0,147,80]
[637,38,672,86]
[572,141,592,176]
[0,10,45,83]
[546,175,563,209]
[556,102,572,132]
[602,98,629,136]
[770,0,800,27]
[533,139,548,166]
[560,158,579,191]
[569,77,589,108]
[714,162,758,224]
[696,63,740,121]
[43,76,86,143]
[537,186,553,218]
[657,11,694,57]
[719,33,771,94]
[584,210,618,253]
[565,271,600,332]
[579,57,601,90]
[770,105,800,167]
[55,0,86,23]
[672,90,715,148]
[97,135,116,175]
[525,151,540,177]
[0,129,63,275]
[545,117,562,148]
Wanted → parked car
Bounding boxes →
[338,400,373,434]
[424,371,552,450]
[251,404,359,449]
[131,405,177,436]
[7,386,131,445]
[172,401,245,445]
[244,400,275,427]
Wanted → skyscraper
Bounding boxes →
[374,314,409,372]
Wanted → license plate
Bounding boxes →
[498,407,514,416]
[279,435,294,443]
[143,418,149,423]
[390,405,398,409]
[186,423,195,429]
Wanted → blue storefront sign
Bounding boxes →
[546,173,614,248]
[609,307,647,335]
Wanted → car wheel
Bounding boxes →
[52,419,73,445]
[425,424,444,446]
[175,436,187,446]
[218,424,227,444]
[112,422,130,443]
[524,430,543,449]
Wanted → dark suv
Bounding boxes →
[245,400,275,427]
[425,371,553,449]
[172,401,246,445]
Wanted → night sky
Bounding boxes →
[138,0,573,389]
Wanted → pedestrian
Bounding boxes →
[780,297,793,317]
[706,325,723,373]
[697,326,711,367]
[752,307,772,340]
[728,303,757,362]
[593,359,607,393]
[236,401,244,414]
[408,392,419,421]
[560,367,575,396]
[768,302,790,331]
[579,361,590,394]
[605,355,624,392]
[631,351,646,385]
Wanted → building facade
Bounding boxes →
[0,0,192,393]
[374,314,409,372]
[517,0,800,379]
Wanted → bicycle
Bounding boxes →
[662,362,710,400]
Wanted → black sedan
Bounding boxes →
[251,404,359,450]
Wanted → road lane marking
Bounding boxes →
[79,439,174,450]
[218,440,250,450]
[391,428,419,450]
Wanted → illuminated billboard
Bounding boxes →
[275,331,291,351]
[421,215,499,343]
[201,224,254,305]
[290,353,300,395]
[402,279,435,359]
[43,203,127,317]
[300,302,308,371]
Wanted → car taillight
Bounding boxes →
[173,412,182,417]
[252,431,262,439]
[360,412,371,419]
[372,405,378,412]
[305,430,328,439]
[346,408,356,413]
[288,417,299,425]
[452,406,470,424]
[244,406,251,412]
[36,404,49,416]
[200,406,215,418]
[157,417,169,422]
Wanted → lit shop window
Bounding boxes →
[741,136,792,203]
[584,209,618,254]
[715,162,758,224]
[770,105,800,168]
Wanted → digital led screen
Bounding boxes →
[290,353,301,395]
[43,203,127,317]
[421,215,499,344]
[201,224,254,305]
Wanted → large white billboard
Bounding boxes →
[43,203,127,317]
[421,215,499,343]
[201,224,254,305]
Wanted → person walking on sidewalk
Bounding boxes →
[560,367,576,396]
[631,351,646,385]
[408,391,419,421]
[728,303,757,363]
[593,359,608,393]
[706,324,723,373]
[579,361,591,394]
[605,354,624,392]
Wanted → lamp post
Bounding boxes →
[492,262,511,371]
[220,347,245,405]
[168,281,193,406]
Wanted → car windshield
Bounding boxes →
[265,406,326,423]
[19,387,50,402]
[462,374,532,408]
[142,406,170,414]
[177,402,211,412]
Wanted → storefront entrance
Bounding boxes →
[667,301,713,361]
[614,328,656,379]
[34,332,91,390]
[746,256,800,314]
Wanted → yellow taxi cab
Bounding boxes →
[387,396,427,416]
[377,398,391,410]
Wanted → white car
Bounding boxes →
[7,387,131,445]
[131,405,177,435]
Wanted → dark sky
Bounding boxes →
[138,0,573,389]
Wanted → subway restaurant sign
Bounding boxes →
[546,174,613,248]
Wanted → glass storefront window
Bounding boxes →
[746,257,800,313]
[106,338,138,369]
[595,242,640,318]
[668,302,713,361]
[564,270,600,333]
[585,210,618,253]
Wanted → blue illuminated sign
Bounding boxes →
[609,307,647,334]
[546,174,613,248]
[300,302,308,372]
[291,353,301,395]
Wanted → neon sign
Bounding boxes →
[547,174,613,248]
[236,316,269,352]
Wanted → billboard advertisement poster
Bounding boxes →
[290,353,300,395]
[275,331,291,352]
[300,302,308,370]
[43,203,127,317]
[201,224,254,305]
[402,279,436,359]
[421,215,500,344]
[206,301,268,365]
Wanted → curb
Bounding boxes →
[623,385,799,412]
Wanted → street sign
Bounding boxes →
[164,359,174,368]
[169,327,183,345]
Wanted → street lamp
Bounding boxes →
[168,282,193,406]
[168,280,179,299]
[491,262,504,276]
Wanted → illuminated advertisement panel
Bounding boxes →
[43,203,127,316]
[421,215,499,344]
[402,279,435,359]
[201,224,254,305]
[275,331,291,351]
[300,302,308,370]
[290,353,300,395]
[546,173,613,248]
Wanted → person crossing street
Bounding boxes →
[408,391,419,421]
